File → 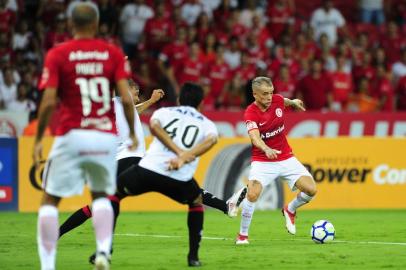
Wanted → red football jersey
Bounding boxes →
[244,94,293,162]
[179,58,205,86]
[39,39,131,135]
[160,41,189,81]
[329,71,353,104]
[207,62,231,98]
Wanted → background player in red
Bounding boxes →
[234,76,317,244]
[32,3,137,269]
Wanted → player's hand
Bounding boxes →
[150,89,165,103]
[264,148,281,160]
[128,133,139,151]
[178,151,195,163]
[167,157,185,171]
[32,142,43,167]
[166,152,195,171]
[292,99,306,111]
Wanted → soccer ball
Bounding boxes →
[310,220,335,244]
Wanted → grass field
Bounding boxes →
[1,209,406,269]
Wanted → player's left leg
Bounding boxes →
[83,131,118,270]
[278,157,316,235]
[282,172,316,235]
[38,193,61,270]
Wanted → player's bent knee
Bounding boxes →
[247,191,260,202]
[303,184,317,197]
[247,180,262,202]
[307,187,317,197]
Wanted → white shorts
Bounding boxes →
[248,157,312,191]
[42,129,117,198]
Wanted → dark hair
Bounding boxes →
[179,82,204,108]
[71,2,99,28]
[128,78,139,90]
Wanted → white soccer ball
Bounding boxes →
[310,220,335,244]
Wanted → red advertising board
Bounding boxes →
[140,112,406,137]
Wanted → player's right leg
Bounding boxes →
[37,133,85,270]
[236,180,262,245]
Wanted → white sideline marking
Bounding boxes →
[115,233,406,246]
[116,233,231,241]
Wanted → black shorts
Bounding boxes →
[117,165,201,205]
[117,157,142,177]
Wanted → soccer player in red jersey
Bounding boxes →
[234,76,317,244]
[33,3,137,269]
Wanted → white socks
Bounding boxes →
[38,205,59,270]
[92,197,114,254]
[288,192,314,213]
[239,199,256,236]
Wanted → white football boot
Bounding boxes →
[94,252,110,270]
[226,186,247,217]
[282,206,296,235]
[235,234,249,245]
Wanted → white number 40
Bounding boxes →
[75,77,110,116]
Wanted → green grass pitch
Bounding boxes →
[1,209,406,269]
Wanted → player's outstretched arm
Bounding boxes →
[33,87,57,164]
[248,129,281,160]
[135,89,165,114]
[284,98,306,111]
[150,119,183,155]
[117,79,138,150]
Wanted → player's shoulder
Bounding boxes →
[245,102,257,113]
[92,39,124,55]
[46,40,71,57]
[245,102,261,115]
[273,94,284,103]
[244,102,260,120]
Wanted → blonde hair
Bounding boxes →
[252,76,273,91]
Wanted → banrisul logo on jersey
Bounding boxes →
[287,138,406,209]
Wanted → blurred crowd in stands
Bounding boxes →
[1,0,406,123]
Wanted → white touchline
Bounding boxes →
[115,233,406,246]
